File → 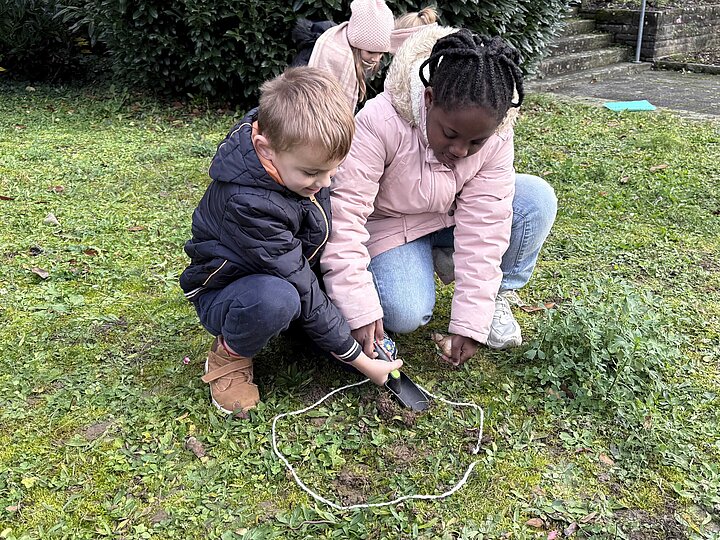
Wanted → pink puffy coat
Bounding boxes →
[320,26,518,344]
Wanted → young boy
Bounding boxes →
[180,67,402,414]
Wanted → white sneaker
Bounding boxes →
[486,291,522,350]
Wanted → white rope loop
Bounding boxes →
[271,379,485,511]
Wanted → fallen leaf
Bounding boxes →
[48,185,65,193]
[560,382,575,399]
[184,436,206,458]
[599,453,615,466]
[31,267,50,279]
[598,191,608,197]
[43,213,60,226]
[580,511,598,523]
[1,195,15,200]
[14,124,26,130]
[83,420,112,441]
[520,302,556,313]
[5,505,19,513]
[149,508,169,524]
[525,518,544,528]
[564,522,579,536]
[127,225,146,232]
[83,248,98,256]
[649,164,669,172]
[547,531,559,540]
[619,176,629,184]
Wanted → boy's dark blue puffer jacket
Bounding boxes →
[180,108,360,361]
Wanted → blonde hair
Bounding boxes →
[351,47,382,104]
[258,67,355,161]
[394,7,439,29]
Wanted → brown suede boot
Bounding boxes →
[201,336,260,414]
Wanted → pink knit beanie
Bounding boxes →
[346,0,394,53]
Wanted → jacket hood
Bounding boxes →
[384,25,519,135]
[208,108,286,194]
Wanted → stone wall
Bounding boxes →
[580,4,720,60]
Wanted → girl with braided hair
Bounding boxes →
[320,26,557,367]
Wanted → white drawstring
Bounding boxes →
[271,378,485,511]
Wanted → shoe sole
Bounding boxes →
[486,337,523,350]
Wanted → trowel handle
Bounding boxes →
[374,335,401,379]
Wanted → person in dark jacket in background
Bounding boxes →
[180,67,402,414]
[290,18,337,68]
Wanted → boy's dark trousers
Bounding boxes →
[192,275,302,358]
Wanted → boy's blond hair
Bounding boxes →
[258,67,355,162]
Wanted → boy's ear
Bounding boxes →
[424,87,434,109]
[253,134,275,161]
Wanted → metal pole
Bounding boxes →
[633,0,647,63]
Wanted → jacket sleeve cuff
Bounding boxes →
[448,322,489,345]
[346,306,385,331]
[335,337,362,363]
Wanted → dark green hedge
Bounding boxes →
[0,0,89,81]
[10,0,568,104]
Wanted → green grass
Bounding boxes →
[1,83,719,539]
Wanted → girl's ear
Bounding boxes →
[253,134,275,161]
[424,87,434,109]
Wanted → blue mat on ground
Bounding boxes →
[603,100,657,112]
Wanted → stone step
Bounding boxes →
[537,47,629,77]
[549,33,614,56]
[564,5,580,17]
[526,62,653,93]
[561,18,596,37]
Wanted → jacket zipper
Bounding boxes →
[306,195,329,262]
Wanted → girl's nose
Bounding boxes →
[449,143,469,158]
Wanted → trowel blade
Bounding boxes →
[385,372,430,411]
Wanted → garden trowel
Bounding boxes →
[374,335,430,412]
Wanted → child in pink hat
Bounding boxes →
[308,0,394,112]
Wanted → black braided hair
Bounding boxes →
[419,29,524,122]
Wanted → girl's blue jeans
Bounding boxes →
[367,174,557,334]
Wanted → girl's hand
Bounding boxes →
[351,319,385,357]
[432,333,479,367]
[352,351,403,386]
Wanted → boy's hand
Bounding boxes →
[351,319,385,357]
[353,352,403,386]
[435,334,479,367]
